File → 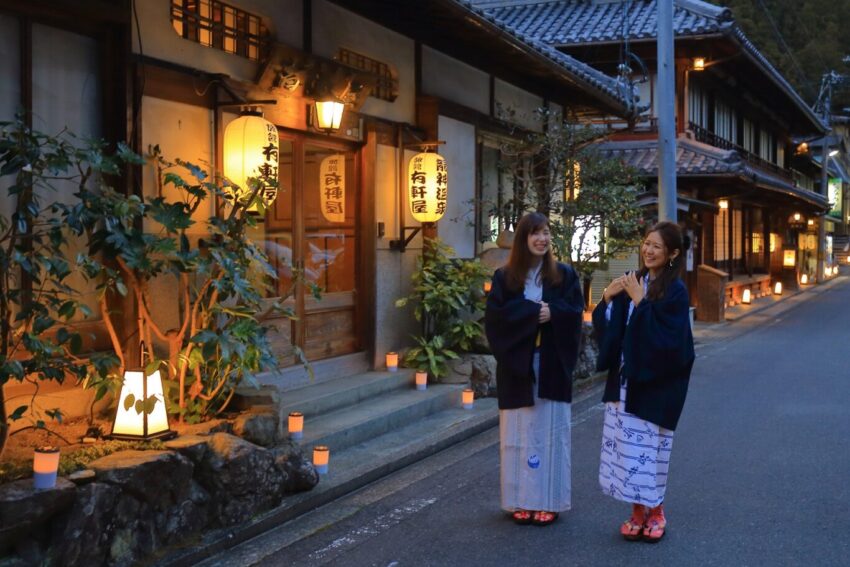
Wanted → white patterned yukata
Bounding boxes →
[500,265,572,513]
[598,284,674,507]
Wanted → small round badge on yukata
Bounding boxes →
[527,455,540,469]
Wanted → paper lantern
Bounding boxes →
[386,352,398,372]
[742,288,751,304]
[415,371,428,391]
[408,152,448,223]
[314,99,344,134]
[33,447,60,490]
[319,154,346,222]
[774,281,783,295]
[288,411,304,441]
[801,273,809,285]
[462,389,474,410]
[224,111,279,209]
[313,445,330,474]
[110,368,174,441]
[718,199,728,210]
[483,280,492,293]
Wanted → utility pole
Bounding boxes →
[657,0,677,223]
[815,72,839,283]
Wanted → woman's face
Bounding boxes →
[527,225,551,257]
[641,230,676,271]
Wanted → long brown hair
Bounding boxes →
[637,221,685,301]
[504,212,563,292]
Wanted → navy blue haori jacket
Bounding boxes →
[592,277,695,431]
[485,263,584,410]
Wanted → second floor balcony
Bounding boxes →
[689,122,791,180]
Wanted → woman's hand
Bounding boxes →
[623,271,645,305]
[602,278,625,303]
[538,301,551,323]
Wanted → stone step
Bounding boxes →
[164,397,500,567]
[277,369,415,419]
[295,383,467,454]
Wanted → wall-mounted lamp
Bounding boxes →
[829,149,839,157]
[718,199,729,210]
[692,57,706,71]
[312,98,345,134]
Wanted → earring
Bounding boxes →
[668,259,674,268]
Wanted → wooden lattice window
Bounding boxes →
[171,0,267,61]
[337,48,398,102]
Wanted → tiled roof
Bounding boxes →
[474,0,825,133]
[597,137,829,209]
[478,0,731,45]
[453,0,636,114]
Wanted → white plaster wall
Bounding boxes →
[133,0,301,80]
[141,96,216,332]
[494,78,544,132]
[421,46,489,115]
[312,0,415,124]
[437,116,476,259]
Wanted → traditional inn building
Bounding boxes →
[474,0,832,320]
[0,0,636,417]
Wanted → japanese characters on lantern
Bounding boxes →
[408,152,448,223]
[319,154,346,222]
[223,113,280,211]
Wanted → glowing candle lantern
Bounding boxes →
[33,447,60,490]
[742,288,751,304]
[288,412,304,440]
[774,281,783,295]
[223,110,279,210]
[408,152,448,223]
[313,445,330,474]
[783,249,796,267]
[483,280,492,293]
[314,99,345,134]
[462,389,474,410]
[386,352,398,372]
[415,371,428,391]
[110,368,174,441]
[801,273,809,285]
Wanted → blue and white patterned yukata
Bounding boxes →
[500,265,572,513]
[598,283,674,507]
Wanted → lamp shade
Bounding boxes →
[314,100,344,133]
[801,273,809,285]
[386,352,398,372]
[313,445,330,474]
[415,371,428,391]
[288,412,304,440]
[462,389,474,410]
[223,112,279,208]
[33,447,60,490]
[774,281,783,295]
[110,369,174,441]
[742,288,751,304]
[408,152,448,223]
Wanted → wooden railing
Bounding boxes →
[689,122,791,179]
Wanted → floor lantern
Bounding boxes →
[33,447,60,490]
[110,346,175,441]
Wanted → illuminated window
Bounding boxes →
[171,0,267,61]
[337,48,398,102]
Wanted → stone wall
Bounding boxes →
[0,415,317,566]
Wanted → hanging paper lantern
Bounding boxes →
[319,154,346,222]
[223,111,279,209]
[408,152,448,223]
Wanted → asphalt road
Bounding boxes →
[207,277,850,567]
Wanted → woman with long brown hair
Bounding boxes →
[592,221,695,542]
[485,212,584,526]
